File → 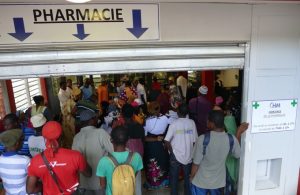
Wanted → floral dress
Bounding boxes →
[143,115,170,189]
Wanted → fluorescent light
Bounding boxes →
[66,0,92,3]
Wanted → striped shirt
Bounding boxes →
[0,152,30,195]
[19,126,35,157]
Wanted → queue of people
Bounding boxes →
[0,74,248,195]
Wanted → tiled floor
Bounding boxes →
[141,170,184,195]
[142,182,184,195]
[143,188,171,195]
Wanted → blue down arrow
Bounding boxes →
[8,18,33,42]
[127,10,148,39]
[73,24,90,40]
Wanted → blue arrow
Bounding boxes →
[8,18,33,42]
[127,10,148,39]
[73,24,90,40]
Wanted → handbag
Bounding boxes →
[41,152,81,195]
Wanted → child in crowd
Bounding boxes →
[96,126,143,195]
[0,129,29,195]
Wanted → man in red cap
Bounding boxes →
[26,121,91,195]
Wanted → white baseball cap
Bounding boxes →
[30,114,47,128]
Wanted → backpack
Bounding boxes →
[108,152,136,195]
[202,131,234,156]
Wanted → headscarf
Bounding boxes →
[215,96,224,106]
[42,121,62,158]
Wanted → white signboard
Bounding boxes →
[0,4,159,44]
[251,99,298,133]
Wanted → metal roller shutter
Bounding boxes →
[0,42,245,79]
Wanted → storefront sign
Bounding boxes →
[251,99,297,133]
[0,4,159,44]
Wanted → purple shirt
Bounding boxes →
[188,96,212,135]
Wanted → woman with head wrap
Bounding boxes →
[213,96,224,111]
[27,121,91,195]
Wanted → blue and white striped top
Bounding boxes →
[0,152,30,195]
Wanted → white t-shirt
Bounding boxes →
[136,83,147,103]
[144,115,169,136]
[166,110,179,124]
[58,88,71,108]
[164,118,198,165]
[28,136,46,157]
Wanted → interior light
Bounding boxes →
[66,0,92,3]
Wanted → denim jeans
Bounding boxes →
[224,168,234,195]
[170,153,192,195]
[191,184,222,195]
[136,171,142,195]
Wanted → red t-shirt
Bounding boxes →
[151,82,161,91]
[28,148,87,195]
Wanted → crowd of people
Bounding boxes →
[0,74,248,195]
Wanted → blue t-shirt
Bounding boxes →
[80,86,93,100]
[96,151,143,195]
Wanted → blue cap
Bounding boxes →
[80,110,96,121]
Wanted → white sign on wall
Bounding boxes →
[251,99,298,133]
[0,4,159,44]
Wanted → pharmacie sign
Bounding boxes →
[251,99,298,133]
[0,4,159,44]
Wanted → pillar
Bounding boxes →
[201,71,214,103]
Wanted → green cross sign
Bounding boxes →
[253,102,260,109]
[291,99,297,107]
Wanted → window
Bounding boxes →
[12,78,41,111]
